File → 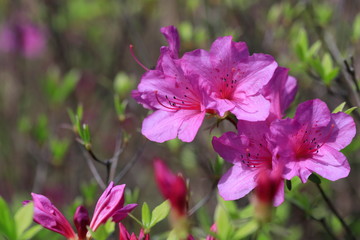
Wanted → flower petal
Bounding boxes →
[231,93,270,121]
[218,165,258,200]
[326,112,356,150]
[160,26,180,58]
[142,110,204,143]
[302,145,350,181]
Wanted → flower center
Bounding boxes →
[294,123,335,159]
[155,88,201,111]
[216,68,238,99]
[239,140,272,169]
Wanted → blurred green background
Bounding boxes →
[0,0,360,239]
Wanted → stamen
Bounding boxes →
[129,44,150,71]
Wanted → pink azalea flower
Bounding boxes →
[153,159,188,216]
[252,167,283,223]
[0,21,46,58]
[254,167,283,205]
[119,223,150,240]
[261,67,297,122]
[212,120,284,206]
[205,224,217,240]
[30,182,137,239]
[73,206,90,240]
[31,193,77,239]
[269,99,356,182]
[133,26,209,143]
[90,182,137,231]
[181,36,278,121]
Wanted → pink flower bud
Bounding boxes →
[73,206,90,240]
[119,223,150,240]
[31,193,76,239]
[153,159,188,216]
[90,182,137,231]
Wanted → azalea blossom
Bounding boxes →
[30,182,137,239]
[251,167,283,223]
[205,224,217,240]
[31,193,77,240]
[269,99,356,182]
[0,21,46,58]
[181,36,278,121]
[119,223,150,240]
[153,159,188,216]
[132,26,210,143]
[212,120,284,206]
[261,67,297,122]
[90,182,137,231]
[73,206,90,240]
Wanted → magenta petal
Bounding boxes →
[234,54,278,95]
[160,26,180,58]
[112,204,138,222]
[262,67,297,121]
[142,111,181,143]
[177,111,205,142]
[212,132,244,165]
[218,165,258,200]
[231,93,270,121]
[90,183,126,231]
[294,99,331,127]
[304,146,350,181]
[31,193,76,239]
[273,181,285,207]
[119,223,131,240]
[142,110,204,143]
[327,112,356,150]
[74,206,90,240]
[209,36,249,67]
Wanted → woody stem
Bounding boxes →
[315,183,355,240]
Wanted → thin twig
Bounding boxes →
[315,183,355,240]
[114,140,147,184]
[288,199,338,240]
[188,181,218,216]
[109,133,124,182]
[82,148,106,189]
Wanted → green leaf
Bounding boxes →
[113,72,135,99]
[352,14,360,41]
[309,174,321,184]
[294,28,308,61]
[88,219,115,240]
[15,202,34,238]
[213,156,225,178]
[332,102,346,113]
[233,220,258,239]
[0,197,16,240]
[50,138,70,166]
[33,114,49,144]
[19,225,42,240]
[178,22,193,42]
[310,58,324,77]
[142,202,151,228]
[149,200,170,228]
[166,139,182,153]
[322,53,333,75]
[53,70,80,104]
[308,41,322,57]
[114,96,128,121]
[314,4,333,26]
[324,68,339,85]
[345,107,358,115]
[215,202,233,240]
[286,179,292,191]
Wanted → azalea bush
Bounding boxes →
[1,0,360,240]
